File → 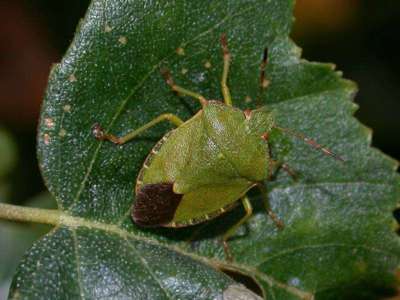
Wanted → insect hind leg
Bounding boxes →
[222,196,253,261]
[270,160,297,180]
[220,34,233,106]
[257,183,284,229]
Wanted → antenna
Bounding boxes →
[273,126,345,162]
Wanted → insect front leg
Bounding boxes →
[92,113,184,145]
[260,158,295,229]
[222,196,253,261]
[220,34,233,106]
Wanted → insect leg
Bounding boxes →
[256,48,270,106]
[92,113,184,145]
[270,160,297,179]
[222,196,253,261]
[161,69,207,106]
[259,48,270,91]
[257,183,284,229]
[262,133,297,179]
[220,34,233,106]
[280,163,297,178]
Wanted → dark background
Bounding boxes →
[0,1,399,298]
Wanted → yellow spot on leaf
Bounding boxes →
[59,129,67,138]
[43,134,50,145]
[63,104,71,113]
[118,36,127,45]
[68,74,77,82]
[204,61,212,69]
[44,118,54,129]
[262,79,270,89]
[176,47,185,56]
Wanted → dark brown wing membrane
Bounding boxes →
[132,183,182,227]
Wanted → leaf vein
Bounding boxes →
[124,237,174,300]
[72,228,86,300]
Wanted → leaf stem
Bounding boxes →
[0,203,60,226]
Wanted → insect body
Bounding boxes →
[134,101,274,227]
[93,35,342,259]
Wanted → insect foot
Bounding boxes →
[222,239,234,262]
[91,123,121,144]
[92,123,104,138]
[268,212,285,229]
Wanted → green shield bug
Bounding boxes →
[93,34,343,260]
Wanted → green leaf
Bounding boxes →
[11,0,400,299]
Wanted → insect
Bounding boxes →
[93,34,343,260]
